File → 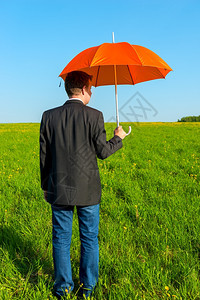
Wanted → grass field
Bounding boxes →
[0,122,200,299]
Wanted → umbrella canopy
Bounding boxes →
[59,42,172,87]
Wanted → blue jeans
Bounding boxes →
[52,204,99,298]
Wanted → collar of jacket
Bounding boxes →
[63,99,84,105]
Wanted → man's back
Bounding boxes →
[40,99,122,207]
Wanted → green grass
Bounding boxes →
[0,122,200,299]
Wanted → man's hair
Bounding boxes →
[65,71,93,97]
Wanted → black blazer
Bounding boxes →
[40,99,123,207]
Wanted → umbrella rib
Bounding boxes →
[127,65,135,85]
[154,67,166,78]
[95,66,100,87]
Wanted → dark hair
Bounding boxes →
[65,71,93,97]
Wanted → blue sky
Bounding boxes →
[0,0,200,123]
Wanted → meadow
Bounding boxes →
[0,122,200,299]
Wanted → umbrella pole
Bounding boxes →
[114,65,119,127]
[112,32,119,127]
[112,33,131,135]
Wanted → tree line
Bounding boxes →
[178,115,200,122]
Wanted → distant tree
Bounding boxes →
[178,115,200,122]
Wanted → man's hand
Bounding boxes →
[43,190,48,201]
[114,126,127,140]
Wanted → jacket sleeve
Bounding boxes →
[93,112,123,160]
[40,112,52,190]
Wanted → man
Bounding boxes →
[40,71,126,299]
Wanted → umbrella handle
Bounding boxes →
[126,126,132,136]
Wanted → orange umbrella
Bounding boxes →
[59,34,172,131]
